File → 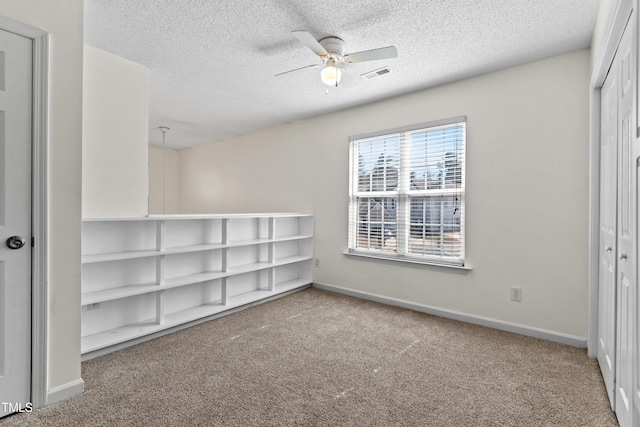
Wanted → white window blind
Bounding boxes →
[348,117,466,266]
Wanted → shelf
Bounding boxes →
[271,278,314,294]
[227,255,312,275]
[274,254,313,266]
[226,238,272,247]
[81,213,314,355]
[81,270,228,306]
[163,270,227,288]
[82,249,159,264]
[163,243,226,254]
[84,213,312,221]
[272,234,313,243]
[82,283,159,306]
[81,279,311,354]
[83,244,226,264]
[225,235,312,247]
[82,238,312,264]
[81,256,312,306]
[227,262,272,275]
[81,319,161,354]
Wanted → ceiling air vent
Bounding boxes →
[361,67,391,80]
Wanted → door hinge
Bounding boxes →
[31,237,35,247]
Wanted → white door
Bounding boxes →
[597,14,637,426]
[598,47,618,408]
[0,29,33,417]
[614,15,635,426]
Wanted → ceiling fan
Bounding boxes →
[276,30,398,88]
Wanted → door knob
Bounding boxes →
[619,253,627,260]
[6,236,26,250]
[605,246,612,252]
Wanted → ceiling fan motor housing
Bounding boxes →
[319,36,346,58]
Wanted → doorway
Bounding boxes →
[0,16,49,415]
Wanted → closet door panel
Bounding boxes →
[598,54,618,408]
[615,16,635,426]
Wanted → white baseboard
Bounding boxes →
[312,282,587,348]
[46,378,85,405]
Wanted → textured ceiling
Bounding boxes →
[84,0,600,150]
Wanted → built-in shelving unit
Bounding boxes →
[81,214,313,356]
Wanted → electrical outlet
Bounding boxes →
[315,258,320,268]
[510,287,522,302]
[87,302,100,311]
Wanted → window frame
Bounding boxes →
[348,116,466,267]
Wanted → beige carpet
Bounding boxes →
[1,288,618,426]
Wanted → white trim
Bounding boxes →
[0,16,50,410]
[591,1,632,88]
[587,0,634,358]
[343,250,472,270]
[349,115,467,142]
[45,379,84,406]
[312,282,587,348]
[588,87,602,359]
[31,31,49,410]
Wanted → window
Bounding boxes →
[348,117,466,266]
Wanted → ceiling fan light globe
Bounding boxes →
[321,66,342,86]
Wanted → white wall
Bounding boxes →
[82,45,150,217]
[179,50,591,339]
[0,0,84,395]
[149,146,179,214]
[179,122,315,214]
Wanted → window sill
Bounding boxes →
[343,250,472,271]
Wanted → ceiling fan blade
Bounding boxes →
[275,63,321,77]
[337,68,357,89]
[292,30,328,57]
[344,46,398,63]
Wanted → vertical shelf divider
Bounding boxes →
[221,218,229,305]
[257,217,270,291]
[155,219,166,325]
[268,217,275,292]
